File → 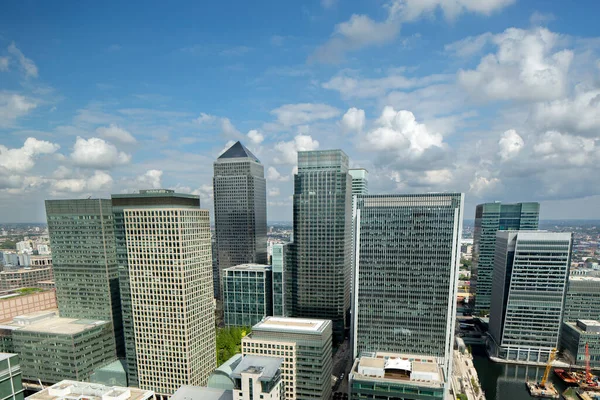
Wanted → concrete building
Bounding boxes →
[7,311,115,384]
[353,193,463,394]
[213,141,267,299]
[489,231,572,363]
[349,352,445,400]
[291,150,352,343]
[564,276,600,322]
[271,243,290,317]
[242,317,332,400]
[223,264,272,327]
[0,289,57,323]
[348,169,368,196]
[472,202,540,314]
[0,253,18,267]
[45,199,121,357]
[560,320,600,368]
[0,268,53,291]
[0,353,24,400]
[26,380,154,400]
[29,255,52,267]
[207,354,242,390]
[116,192,216,397]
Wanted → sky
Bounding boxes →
[1,0,600,222]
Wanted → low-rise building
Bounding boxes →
[560,320,600,368]
[0,289,57,323]
[0,353,24,400]
[564,276,600,322]
[349,352,445,400]
[0,268,54,291]
[223,264,272,327]
[29,256,52,268]
[25,380,154,400]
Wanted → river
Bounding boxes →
[471,345,570,400]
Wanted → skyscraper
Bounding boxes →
[223,264,272,327]
[353,193,463,392]
[563,276,600,322]
[45,199,122,356]
[112,190,215,397]
[348,168,368,195]
[472,202,540,314]
[291,150,352,342]
[213,141,267,298]
[489,231,572,363]
[271,243,290,317]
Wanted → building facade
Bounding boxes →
[353,193,463,393]
[291,150,352,342]
[472,202,540,314]
[489,231,572,363]
[122,204,215,396]
[231,355,283,400]
[0,289,57,323]
[223,264,272,327]
[0,353,24,400]
[348,169,368,196]
[564,276,600,322]
[242,317,332,400]
[44,199,122,356]
[0,267,53,291]
[213,141,267,299]
[271,244,290,317]
[560,320,600,368]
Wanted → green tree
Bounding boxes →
[216,326,251,366]
[457,394,468,400]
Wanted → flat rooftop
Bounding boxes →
[231,355,283,381]
[569,276,600,282]
[9,312,108,335]
[0,352,18,362]
[253,316,330,334]
[224,263,271,272]
[26,380,154,400]
[172,386,233,400]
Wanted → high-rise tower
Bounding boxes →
[213,141,267,298]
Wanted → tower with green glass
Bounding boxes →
[44,199,122,357]
[291,150,352,343]
[472,202,540,314]
[0,353,24,400]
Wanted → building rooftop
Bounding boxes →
[569,276,600,282]
[26,380,154,400]
[224,264,272,272]
[217,141,260,163]
[0,352,18,362]
[111,189,199,200]
[172,386,233,400]
[253,316,330,334]
[9,312,109,335]
[231,355,283,381]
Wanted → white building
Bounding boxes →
[25,380,154,400]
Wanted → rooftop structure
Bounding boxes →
[26,380,154,400]
[230,355,283,381]
[252,316,330,334]
[171,386,232,400]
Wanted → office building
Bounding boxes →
[489,231,572,363]
[0,289,57,323]
[0,353,24,400]
[0,267,53,291]
[113,191,215,397]
[291,150,352,342]
[271,244,290,317]
[242,317,332,400]
[44,199,122,356]
[207,354,242,390]
[564,276,600,322]
[353,193,463,394]
[223,264,272,327]
[560,320,600,368]
[472,202,540,314]
[30,255,52,267]
[213,141,267,298]
[349,352,445,400]
[111,189,202,388]
[348,168,368,196]
[7,311,115,384]
[26,380,154,400]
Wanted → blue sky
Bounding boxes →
[1,0,600,222]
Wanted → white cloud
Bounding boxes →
[96,124,137,144]
[533,131,596,166]
[247,130,264,144]
[0,137,60,173]
[136,169,163,189]
[341,108,366,132]
[422,169,453,185]
[271,103,341,127]
[498,129,524,161]
[530,11,555,26]
[70,137,131,169]
[218,140,237,156]
[0,57,9,71]
[87,171,114,190]
[445,32,493,58]
[274,135,320,165]
[268,187,280,196]
[267,166,290,182]
[458,28,573,101]
[469,176,501,196]
[52,170,113,193]
[195,113,217,124]
[398,0,515,21]
[7,42,38,78]
[0,92,37,128]
[221,118,243,138]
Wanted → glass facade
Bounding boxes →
[213,141,268,299]
[560,321,600,368]
[353,193,463,385]
[472,202,539,314]
[0,354,24,400]
[291,150,352,343]
[489,231,572,363]
[44,199,121,356]
[271,244,290,316]
[223,264,272,327]
[563,277,600,322]
[348,169,368,196]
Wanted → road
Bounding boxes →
[332,338,352,396]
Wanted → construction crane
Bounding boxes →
[541,348,557,388]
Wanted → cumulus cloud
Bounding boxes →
[0,92,37,128]
[7,42,38,78]
[70,137,131,169]
[341,108,366,132]
[195,113,217,124]
[470,176,501,196]
[0,137,59,173]
[498,129,524,161]
[533,131,596,167]
[96,124,137,144]
[274,134,320,164]
[52,170,113,193]
[271,103,341,127]
[247,130,264,144]
[458,27,573,101]
[399,0,515,21]
[136,169,163,189]
[445,32,493,58]
[267,166,290,182]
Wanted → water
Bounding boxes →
[471,346,569,400]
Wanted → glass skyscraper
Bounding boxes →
[223,264,272,327]
[271,243,290,317]
[489,231,572,363]
[472,202,539,314]
[348,168,368,196]
[291,150,352,342]
[213,141,267,299]
[45,199,122,356]
[353,193,463,394]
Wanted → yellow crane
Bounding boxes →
[541,348,557,388]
